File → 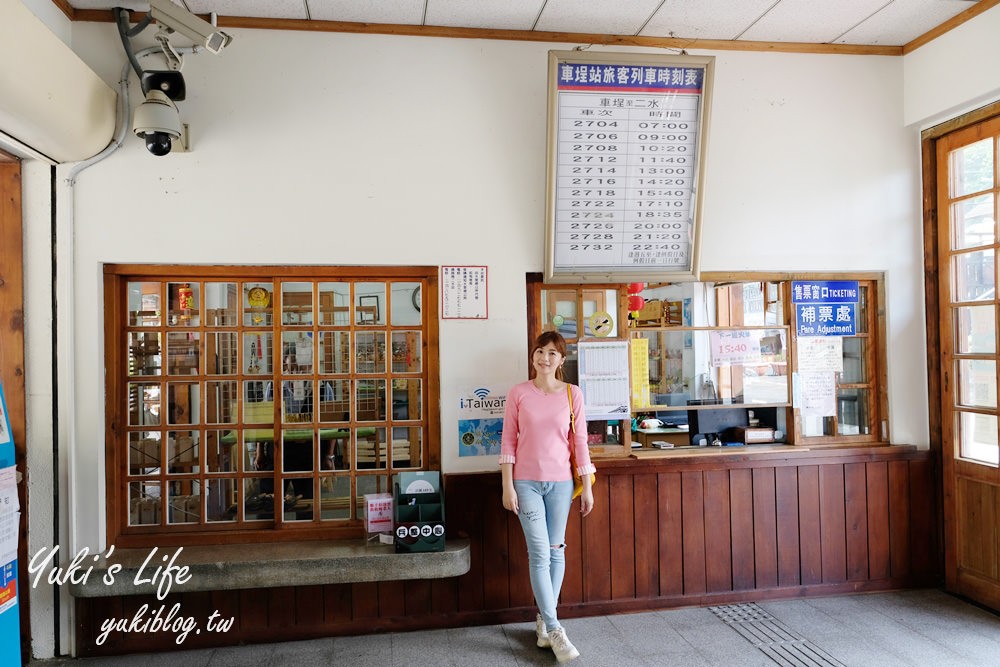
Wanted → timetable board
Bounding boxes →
[544,51,713,283]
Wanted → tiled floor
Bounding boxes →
[28,589,1000,666]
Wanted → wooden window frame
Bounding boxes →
[104,264,439,547]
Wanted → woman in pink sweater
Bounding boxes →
[499,331,596,663]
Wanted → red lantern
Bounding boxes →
[627,282,646,294]
[627,294,645,311]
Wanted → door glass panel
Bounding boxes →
[129,382,161,426]
[167,382,200,425]
[544,290,577,338]
[356,380,386,421]
[282,333,313,373]
[958,411,999,465]
[952,194,996,250]
[205,429,236,472]
[956,305,996,354]
[958,359,997,408]
[953,249,995,302]
[167,430,199,473]
[282,380,314,422]
[951,137,994,198]
[205,380,237,424]
[244,332,273,375]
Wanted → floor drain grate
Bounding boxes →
[709,603,846,667]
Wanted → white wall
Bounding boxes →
[21,21,935,656]
[904,3,1000,128]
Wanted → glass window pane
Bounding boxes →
[282,380,314,422]
[167,282,200,326]
[243,282,273,327]
[128,281,161,326]
[356,332,386,374]
[958,411,999,465]
[282,429,314,473]
[958,359,997,408]
[837,389,870,436]
[168,430,199,473]
[319,379,350,422]
[392,379,421,420]
[953,249,995,302]
[393,427,421,467]
[129,481,161,526]
[206,478,236,522]
[356,283,385,325]
[357,427,388,469]
[952,194,996,250]
[318,282,350,326]
[128,332,161,376]
[205,332,237,375]
[320,475,351,520]
[129,431,161,475]
[356,379,386,421]
[543,290,577,338]
[244,332,273,375]
[168,482,200,524]
[244,478,273,521]
[282,333,314,373]
[167,382,200,425]
[246,437,272,472]
[282,282,313,325]
[841,338,866,384]
[956,305,996,354]
[951,137,994,197]
[166,332,200,376]
[243,382,275,419]
[283,475,313,522]
[391,331,421,373]
[205,380,237,424]
[128,382,161,426]
[205,429,237,472]
[205,282,238,326]
[322,428,350,470]
[318,331,350,374]
[393,282,422,326]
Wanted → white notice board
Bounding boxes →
[577,338,631,420]
[544,51,714,283]
[441,266,488,319]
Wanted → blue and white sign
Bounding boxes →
[0,383,19,667]
[792,280,859,337]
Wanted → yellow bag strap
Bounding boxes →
[567,384,575,434]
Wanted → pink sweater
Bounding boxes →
[499,381,596,482]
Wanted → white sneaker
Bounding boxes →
[548,627,580,663]
[535,614,550,648]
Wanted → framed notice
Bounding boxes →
[544,51,714,283]
[441,266,488,319]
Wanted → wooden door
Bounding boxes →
[936,115,1000,610]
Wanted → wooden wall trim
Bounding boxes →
[75,448,939,657]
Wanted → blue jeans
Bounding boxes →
[513,479,574,633]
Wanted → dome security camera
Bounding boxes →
[132,89,182,156]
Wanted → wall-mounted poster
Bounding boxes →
[458,386,505,457]
[544,50,714,283]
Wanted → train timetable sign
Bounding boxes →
[544,51,714,283]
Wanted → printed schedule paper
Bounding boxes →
[441,266,488,319]
[545,51,713,283]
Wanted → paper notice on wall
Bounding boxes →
[630,337,651,408]
[0,467,18,566]
[797,336,843,373]
[796,371,837,417]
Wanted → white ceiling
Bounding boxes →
[64,0,983,48]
